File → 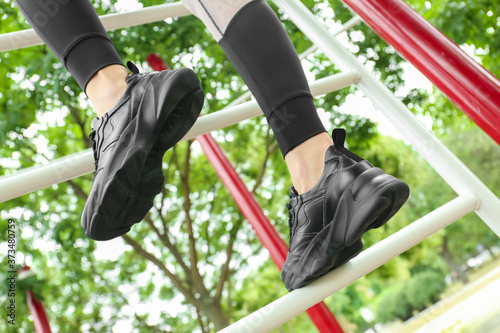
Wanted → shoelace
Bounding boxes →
[87,61,139,172]
[89,130,99,171]
[286,202,294,242]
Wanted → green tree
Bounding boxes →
[1,0,499,332]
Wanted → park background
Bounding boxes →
[1,0,499,332]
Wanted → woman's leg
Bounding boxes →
[15,0,204,240]
[14,0,128,117]
[182,0,331,195]
[182,0,409,291]
[85,65,129,117]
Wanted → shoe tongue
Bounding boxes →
[332,128,346,148]
[324,128,347,163]
[289,186,298,198]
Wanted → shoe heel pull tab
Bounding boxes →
[126,61,140,74]
[332,128,346,148]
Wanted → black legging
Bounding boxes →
[14,0,326,157]
[14,0,123,92]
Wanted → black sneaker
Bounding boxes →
[81,62,204,240]
[280,128,410,291]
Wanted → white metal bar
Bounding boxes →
[273,0,500,237]
[0,150,94,202]
[0,71,360,203]
[219,193,479,333]
[340,15,363,31]
[0,2,190,53]
[0,5,361,55]
[297,15,363,61]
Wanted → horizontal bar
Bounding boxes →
[0,150,94,202]
[184,71,360,141]
[0,2,191,53]
[0,71,360,203]
[218,192,479,333]
[339,15,363,32]
[298,15,363,61]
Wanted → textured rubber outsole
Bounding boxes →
[136,89,205,200]
[83,70,204,240]
[281,168,410,291]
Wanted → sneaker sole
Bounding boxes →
[281,168,409,290]
[83,70,204,240]
[135,89,205,200]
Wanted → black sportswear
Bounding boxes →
[81,62,204,240]
[14,0,123,91]
[280,129,410,291]
[219,0,326,157]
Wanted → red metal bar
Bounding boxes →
[19,267,52,333]
[147,53,169,71]
[341,0,500,145]
[27,291,52,333]
[147,55,344,332]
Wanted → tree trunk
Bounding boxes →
[440,236,469,284]
[199,298,229,331]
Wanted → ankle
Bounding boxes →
[86,65,129,117]
[285,132,333,195]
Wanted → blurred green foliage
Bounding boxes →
[0,0,499,332]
